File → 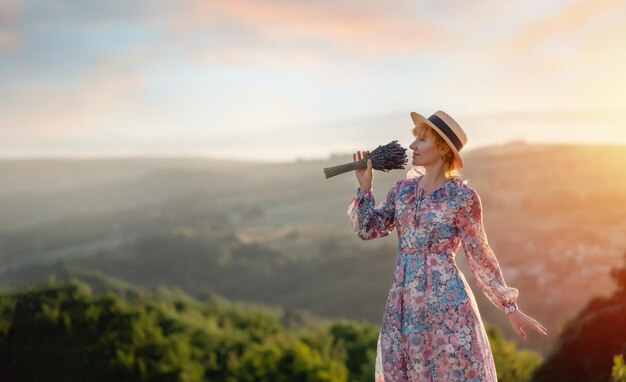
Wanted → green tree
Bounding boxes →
[487,323,543,382]
[235,335,348,382]
[0,278,204,381]
[0,274,553,381]
[613,354,626,382]
[327,321,378,382]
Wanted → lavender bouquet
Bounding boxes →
[323,140,408,179]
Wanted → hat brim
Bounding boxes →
[410,112,464,169]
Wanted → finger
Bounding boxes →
[519,327,527,339]
[365,150,370,158]
[367,159,372,169]
[528,317,547,333]
[532,323,548,335]
[535,321,547,332]
[353,153,356,161]
[357,151,362,161]
[514,322,527,338]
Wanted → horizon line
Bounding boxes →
[0,140,624,164]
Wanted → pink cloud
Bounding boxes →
[0,30,19,51]
[171,0,450,58]
[502,0,622,55]
[0,0,22,23]
[0,0,23,51]
[0,56,170,137]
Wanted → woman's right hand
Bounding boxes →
[353,150,373,191]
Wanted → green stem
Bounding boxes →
[323,158,367,179]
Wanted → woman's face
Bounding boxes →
[409,129,444,167]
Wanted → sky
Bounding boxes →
[1,0,625,162]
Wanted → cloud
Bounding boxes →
[0,54,169,137]
[0,0,23,51]
[168,0,450,61]
[441,0,626,112]
[0,0,22,24]
[2,0,626,159]
[0,30,20,50]
[463,109,626,126]
[502,0,622,56]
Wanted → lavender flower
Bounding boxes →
[323,140,408,179]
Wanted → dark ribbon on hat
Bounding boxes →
[428,115,463,151]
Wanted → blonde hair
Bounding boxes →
[412,124,462,179]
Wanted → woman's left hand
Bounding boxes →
[507,309,548,339]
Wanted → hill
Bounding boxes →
[1,142,625,357]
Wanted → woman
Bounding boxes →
[347,110,547,381]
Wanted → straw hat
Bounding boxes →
[410,110,468,169]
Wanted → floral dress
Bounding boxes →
[347,170,519,382]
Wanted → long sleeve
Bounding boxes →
[347,180,401,240]
[455,188,520,314]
